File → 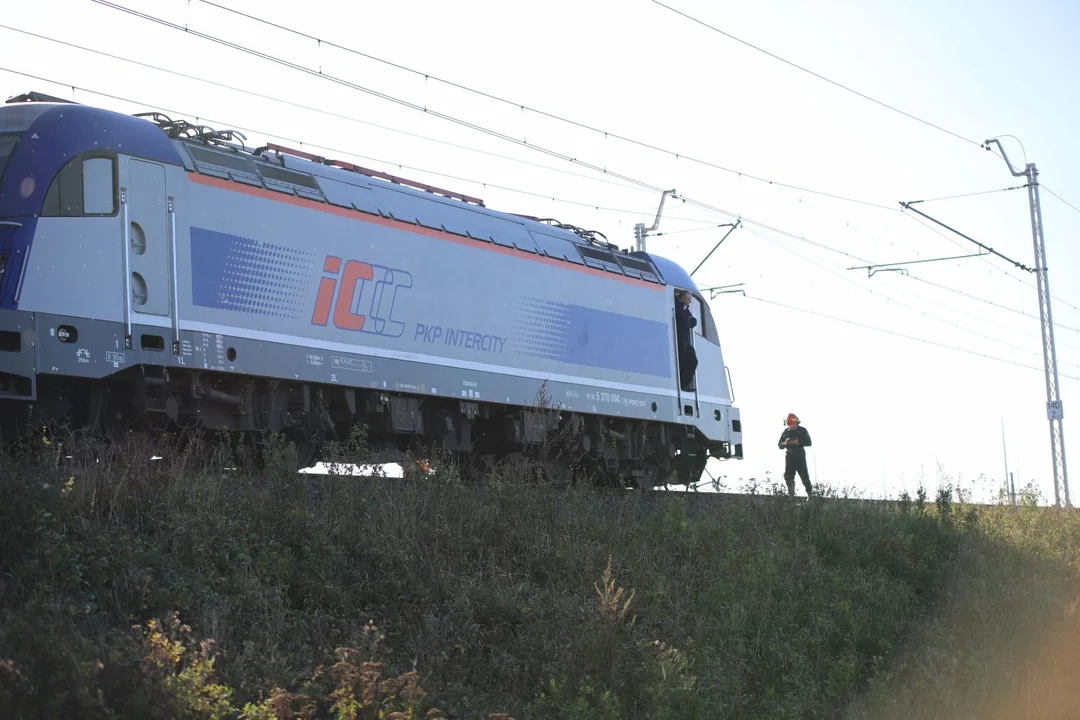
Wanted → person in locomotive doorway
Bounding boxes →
[674,289,698,392]
[778,413,813,497]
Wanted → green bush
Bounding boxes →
[0,428,1077,718]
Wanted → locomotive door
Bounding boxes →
[672,287,700,417]
[121,159,172,346]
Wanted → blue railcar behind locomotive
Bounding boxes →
[0,91,742,486]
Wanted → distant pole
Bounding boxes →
[985,139,1070,508]
[1001,417,1009,500]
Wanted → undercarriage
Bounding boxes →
[1,366,731,488]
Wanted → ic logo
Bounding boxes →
[311,255,413,338]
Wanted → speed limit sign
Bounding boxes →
[1047,400,1064,420]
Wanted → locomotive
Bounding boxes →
[0,91,742,486]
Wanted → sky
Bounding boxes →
[3,0,1079,504]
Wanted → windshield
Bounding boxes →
[0,102,57,187]
[0,134,19,187]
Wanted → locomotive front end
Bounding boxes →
[0,100,53,413]
[0,216,34,403]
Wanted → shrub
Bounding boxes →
[0,426,1077,718]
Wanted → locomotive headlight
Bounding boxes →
[56,324,78,343]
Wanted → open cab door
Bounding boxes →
[671,287,700,418]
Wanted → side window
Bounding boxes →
[701,300,721,345]
[41,155,116,217]
[688,294,721,345]
[691,296,705,338]
[83,158,116,214]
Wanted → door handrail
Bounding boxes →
[168,196,181,354]
[120,187,132,349]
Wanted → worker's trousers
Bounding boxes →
[784,451,813,497]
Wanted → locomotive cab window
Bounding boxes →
[40,154,118,217]
[691,295,705,339]
[0,133,19,185]
[699,297,721,345]
[678,291,720,346]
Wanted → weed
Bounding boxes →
[0,428,1078,718]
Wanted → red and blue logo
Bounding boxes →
[311,255,412,338]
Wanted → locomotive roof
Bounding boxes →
[1,93,704,297]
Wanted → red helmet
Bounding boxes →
[785,413,799,426]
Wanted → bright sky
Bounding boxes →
[4,0,1079,503]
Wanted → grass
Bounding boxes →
[0,426,1078,719]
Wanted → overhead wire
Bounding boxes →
[187,0,902,211]
[148,0,899,212]
[687,183,1080,374]
[903,184,1028,205]
[741,213,1080,350]
[700,165,1080,350]
[767,179,1080,337]
[826,211,1080,349]
[759,138,1080,323]
[1042,185,1080,216]
[651,224,736,237]
[678,192,1080,342]
[645,0,984,149]
[0,53,872,259]
[738,226,1080,367]
[998,267,1080,316]
[0,23,653,197]
[985,134,1028,166]
[0,67,730,227]
[84,0,703,203]
[713,182,1080,356]
[890,273,1080,346]
[737,294,1080,381]
[899,201,1035,273]
[900,207,1080,321]
[16,5,910,270]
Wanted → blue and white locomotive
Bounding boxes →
[0,91,742,486]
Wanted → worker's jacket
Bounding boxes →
[778,425,812,455]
